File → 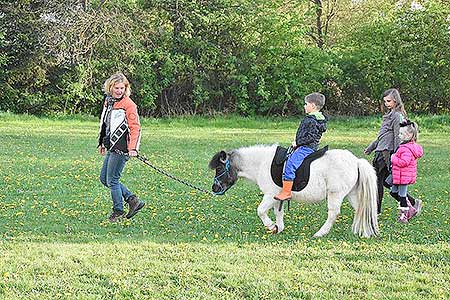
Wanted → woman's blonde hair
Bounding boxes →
[103,73,131,97]
[382,88,407,118]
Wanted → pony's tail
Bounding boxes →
[352,158,379,238]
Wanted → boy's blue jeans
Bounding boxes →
[283,146,314,181]
[100,151,133,213]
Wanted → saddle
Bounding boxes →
[270,145,328,191]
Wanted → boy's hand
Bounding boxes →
[291,141,297,147]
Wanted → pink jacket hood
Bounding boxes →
[403,142,423,159]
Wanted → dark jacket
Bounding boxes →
[295,113,327,151]
[366,110,404,154]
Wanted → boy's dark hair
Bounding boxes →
[305,92,325,110]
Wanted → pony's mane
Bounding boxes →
[230,144,278,175]
[234,144,278,155]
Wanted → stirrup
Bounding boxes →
[278,199,291,212]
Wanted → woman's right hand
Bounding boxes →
[98,146,106,156]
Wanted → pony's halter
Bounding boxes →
[213,159,231,195]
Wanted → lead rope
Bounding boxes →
[114,150,215,196]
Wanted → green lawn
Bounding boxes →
[1,113,449,299]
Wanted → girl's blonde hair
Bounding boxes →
[103,73,131,97]
[382,88,407,118]
[401,120,419,142]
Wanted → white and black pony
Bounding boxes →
[209,145,379,238]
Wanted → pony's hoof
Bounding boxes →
[270,225,279,234]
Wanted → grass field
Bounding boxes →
[1,113,449,299]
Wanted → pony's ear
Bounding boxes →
[209,150,227,169]
[219,151,227,164]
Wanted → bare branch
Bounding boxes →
[96,0,108,11]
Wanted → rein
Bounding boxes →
[114,150,216,196]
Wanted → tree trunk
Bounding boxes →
[313,0,324,49]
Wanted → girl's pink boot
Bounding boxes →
[406,200,418,220]
[398,207,409,224]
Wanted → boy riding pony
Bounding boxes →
[274,92,328,201]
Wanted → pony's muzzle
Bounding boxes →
[212,184,220,193]
[212,179,227,195]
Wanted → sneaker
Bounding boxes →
[398,208,409,224]
[413,199,422,216]
[126,195,145,219]
[109,210,124,223]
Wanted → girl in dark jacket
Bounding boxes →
[364,88,420,214]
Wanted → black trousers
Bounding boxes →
[373,151,416,213]
[373,151,391,213]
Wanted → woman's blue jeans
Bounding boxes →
[283,146,314,181]
[100,151,133,213]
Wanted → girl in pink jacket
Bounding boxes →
[390,121,423,223]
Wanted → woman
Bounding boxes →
[98,73,145,222]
